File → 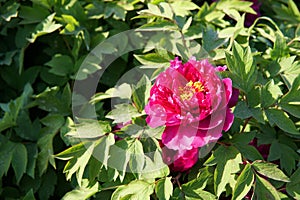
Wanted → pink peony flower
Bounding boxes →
[145,57,237,171]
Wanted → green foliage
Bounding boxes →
[1,0,300,199]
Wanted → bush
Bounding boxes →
[0,0,300,199]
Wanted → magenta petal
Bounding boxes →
[145,104,166,128]
[228,88,239,107]
[162,125,198,151]
[191,127,222,148]
[223,108,234,131]
[222,78,232,104]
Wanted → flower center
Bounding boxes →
[179,80,205,101]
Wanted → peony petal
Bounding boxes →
[162,125,198,151]
[145,103,166,128]
[228,88,239,108]
[222,78,232,104]
[162,146,199,172]
[223,108,234,131]
[191,127,222,149]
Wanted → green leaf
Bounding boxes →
[64,142,94,186]
[107,139,131,181]
[93,133,115,169]
[0,138,15,179]
[225,41,257,93]
[279,75,300,118]
[182,175,215,200]
[37,114,64,176]
[19,4,50,24]
[55,142,86,161]
[254,175,281,200]
[22,189,36,200]
[252,161,290,182]
[134,53,170,68]
[15,111,41,141]
[270,32,289,60]
[202,28,226,53]
[137,20,178,31]
[27,13,62,43]
[140,150,170,180]
[25,144,38,179]
[234,144,263,161]
[62,180,99,200]
[106,104,142,124]
[261,80,282,108]
[155,177,173,200]
[280,59,300,89]
[232,164,254,200]
[233,101,252,119]
[38,168,57,199]
[90,83,132,104]
[66,119,111,138]
[0,84,33,132]
[265,108,299,136]
[128,139,145,175]
[268,141,299,175]
[33,85,71,116]
[12,143,28,184]
[286,168,300,199]
[132,75,151,112]
[45,54,74,76]
[111,180,155,200]
[0,0,20,21]
[171,1,199,17]
[213,145,242,197]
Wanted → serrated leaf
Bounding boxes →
[128,139,145,175]
[140,150,170,180]
[33,85,71,115]
[67,119,111,138]
[286,168,300,199]
[64,142,95,186]
[280,75,300,118]
[45,54,74,76]
[132,75,151,112]
[111,180,155,200]
[62,180,98,200]
[268,141,299,175]
[202,28,226,52]
[270,32,289,60]
[12,143,27,184]
[0,84,33,132]
[265,108,299,136]
[235,144,263,161]
[232,164,254,200]
[106,104,142,124]
[213,145,242,197]
[134,53,170,68]
[55,142,86,160]
[252,161,290,182]
[155,177,173,200]
[93,133,115,169]
[0,138,15,179]
[0,0,20,21]
[254,175,281,200]
[22,189,36,200]
[261,80,282,108]
[171,1,199,17]
[90,83,132,104]
[27,13,62,43]
[137,20,178,31]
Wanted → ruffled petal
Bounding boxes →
[223,108,234,131]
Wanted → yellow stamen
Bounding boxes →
[179,80,205,101]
